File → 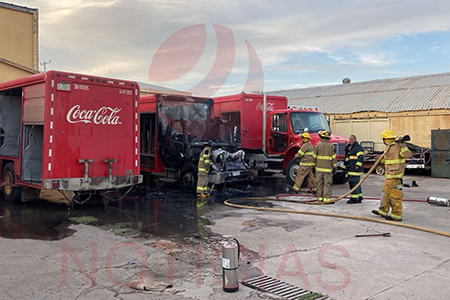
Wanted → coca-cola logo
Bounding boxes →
[66,105,122,125]
[256,102,275,112]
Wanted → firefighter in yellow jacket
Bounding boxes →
[372,130,411,221]
[197,140,215,198]
[313,130,337,203]
[292,132,316,193]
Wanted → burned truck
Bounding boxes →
[140,94,254,190]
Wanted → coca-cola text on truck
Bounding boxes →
[213,92,349,185]
[0,71,142,203]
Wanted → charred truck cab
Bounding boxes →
[0,71,142,203]
[213,93,349,185]
[139,94,253,190]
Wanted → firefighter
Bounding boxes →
[372,129,412,221]
[292,132,316,193]
[313,130,337,203]
[197,140,215,198]
[344,134,364,204]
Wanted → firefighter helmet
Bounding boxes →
[300,132,310,139]
[380,129,397,140]
[204,140,215,148]
[318,130,331,139]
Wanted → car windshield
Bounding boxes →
[290,112,331,133]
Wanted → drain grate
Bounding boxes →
[242,275,333,300]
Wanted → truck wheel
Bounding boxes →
[180,165,198,191]
[2,163,21,203]
[285,159,299,186]
[376,166,385,176]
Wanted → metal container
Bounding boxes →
[427,196,450,206]
[431,129,450,151]
[431,151,450,178]
[222,236,239,292]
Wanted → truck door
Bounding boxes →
[268,113,288,154]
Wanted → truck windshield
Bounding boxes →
[290,112,331,134]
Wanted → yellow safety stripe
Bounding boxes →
[349,155,358,159]
[304,151,314,156]
[298,150,305,155]
[318,197,323,202]
[356,151,364,156]
[317,155,332,160]
[198,168,208,173]
[292,186,300,191]
[385,159,405,164]
[323,198,332,202]
[356,162,363,167]
[196,186,208,191]
[400,147,409,158]
[200,157,211,163]
[300,162,315,166]
[348,171,362,176]
[390,213,402,220]
[385,173,404,179]
[350,193,362,198]
[316,167,333,173]
[378,209,387,217]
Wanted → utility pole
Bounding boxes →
[40,59,51,72]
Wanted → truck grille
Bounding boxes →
[333,143,346,156]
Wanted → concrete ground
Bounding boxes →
[0,172,449,300]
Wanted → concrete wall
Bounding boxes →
[0,2,38,82]
[329,109,450,150]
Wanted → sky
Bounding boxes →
[8,0,450,97]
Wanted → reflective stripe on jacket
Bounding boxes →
[382,142,412,179]
[313,138,337,173]
[344,141,364,176]
[295,141,315,167]
[197,145,213,174]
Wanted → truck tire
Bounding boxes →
[285,159,299,186]
[180,165,198,191]
[2,163,21,203]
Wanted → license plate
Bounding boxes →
[232,171,240,176]
[406,164,424,169]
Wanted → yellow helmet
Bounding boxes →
[300,132,310,139]
[380,129,397,140]
[318,130,331,139]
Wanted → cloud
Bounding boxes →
[9,0,450,93]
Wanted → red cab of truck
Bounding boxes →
[0,71,142,203]
[213,92,349,184]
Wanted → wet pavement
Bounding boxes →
[0,174,286,242]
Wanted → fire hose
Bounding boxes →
[224,144,450,238]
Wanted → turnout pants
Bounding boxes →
[348,175,363,200]
[315,172,333,202]
[196,172,209,194]
[293,166,316,191]
[378,178,403,220]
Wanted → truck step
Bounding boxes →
[264,169,282,174]
[267,158,284,163]
[158,178,178,183]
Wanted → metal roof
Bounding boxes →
[270,72,450,114]
[137,81,191,96]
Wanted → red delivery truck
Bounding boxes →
[139,94,253,190]
[213,92,349,185]
[0,71,142,203]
